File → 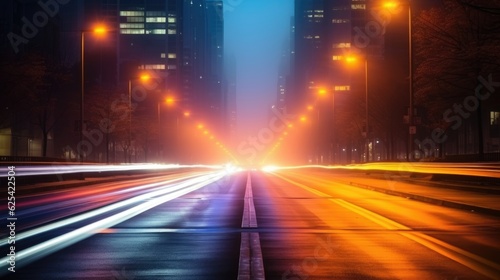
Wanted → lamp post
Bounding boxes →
[345,55,369,162]
[364,58,369,162]
[384,1,414,161]
[158,96,176,162]
[407,2,414,161]
[127,74,150,163]
[319,87,346,164]
[80,31,84,163]
[80,26,106,163]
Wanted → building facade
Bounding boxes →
[0,0,227,163]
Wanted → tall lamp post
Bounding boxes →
[317,88,337,164]
[407,2,414,161]
[345,55,369,162]
[127,74,150,163]
[384,1,413,161]
[158,96,175,162]
[80,26,106,163]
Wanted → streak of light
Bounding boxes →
[11,172,213,233]
[0,164,228,178]
[225,163,243,173]
[271,172,500,279]
[259,163,500,179]
[0,171,227,274]
[18,171,207,208]
[261,165,279,172]
[0,172,222,247]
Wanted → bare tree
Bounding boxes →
[414,0,500,158]
[87,86,129,163]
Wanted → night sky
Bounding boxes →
[224,0,293,142]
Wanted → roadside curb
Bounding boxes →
[347,181,500,217]
[397,178,500,194]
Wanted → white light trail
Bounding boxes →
[0,172,213,246]
[0,164,225,178]
[0,171,226,274]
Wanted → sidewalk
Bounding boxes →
[335,173,500,217]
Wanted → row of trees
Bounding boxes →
[1,52,72,157]
[413,0,500,158]
[326,0,500,162]
[292,0,500,164]
[0,51,168,162]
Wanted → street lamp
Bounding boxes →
[157,96,177,162]
[384,0,414,161]
[126,74,150,163]
[345,55,370,162]
[317,87,336,163]
[80,25,107,162]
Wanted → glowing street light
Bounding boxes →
[345,55,358,64]
[127,72,151,163]
[382,0,414,160]
[139,74,150,82]
[166,97,175,106]
[383,1,399,9]
[94,27,106,35]
[344,54,370,162]
[80,24,108,162]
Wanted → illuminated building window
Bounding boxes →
[168,17,176,23]
[146,17,166,23]
[120,29,145,34]
[334,85,351,91]
[141,64,166,70]
[168,29,177,35]
[146,11,166,17]
[120,11,144,16]
[126,16,144,23]
[146,29,166,34]
[332,42,351,48]
[351,4,366,9]
[168,53,177,59]
[332,56,343,61]
[120,23,144,29]
[161,53,166,58]
[491,111,500,125]
[491,111,500,137]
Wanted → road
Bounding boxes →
[1,167,499,279]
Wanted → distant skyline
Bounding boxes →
[224,0,294,143]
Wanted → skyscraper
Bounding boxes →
[291,0,365,163]
[182,0,225,136]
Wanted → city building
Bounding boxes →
[0,0,227,163]
[290,0,369,163]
